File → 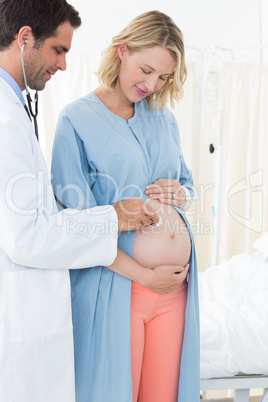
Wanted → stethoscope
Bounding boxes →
[21,39,39,139]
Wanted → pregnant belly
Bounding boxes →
[133,199,191,269]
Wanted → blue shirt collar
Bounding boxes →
[0,67,25,106]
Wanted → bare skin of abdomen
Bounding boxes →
[133,199,191,269]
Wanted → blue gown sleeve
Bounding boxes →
[51,110,97,210]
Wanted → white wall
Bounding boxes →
[68,0,267,60]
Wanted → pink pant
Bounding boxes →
[131,280,188,402]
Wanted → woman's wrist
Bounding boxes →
[130,262,152,286]
[106,248,152,285]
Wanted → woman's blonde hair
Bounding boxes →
[97,10,187,109]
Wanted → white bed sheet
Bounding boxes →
[199,252,268,379]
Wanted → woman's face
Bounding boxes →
[117,45,176,104]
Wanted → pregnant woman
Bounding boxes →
[51,10,199,402]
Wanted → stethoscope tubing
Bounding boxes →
[21,41,39,139]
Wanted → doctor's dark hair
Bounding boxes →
[97,10,187,109]
[0,0,81,50]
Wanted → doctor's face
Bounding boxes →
[23,22,73,91]
[117,45,176,104]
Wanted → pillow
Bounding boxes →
[253,232,268,257]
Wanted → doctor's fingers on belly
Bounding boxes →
[145,263,189,294]
[112,197,159,231]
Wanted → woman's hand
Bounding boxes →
[140,263,189,294]
[145,178,187,208]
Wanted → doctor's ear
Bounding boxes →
[17,26,33,49]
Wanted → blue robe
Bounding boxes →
[51,93,200,402]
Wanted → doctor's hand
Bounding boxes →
[145,179,187,208]
[140,263,189,294]
[112,197,159,231]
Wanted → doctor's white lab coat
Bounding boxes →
[0,78,118,402]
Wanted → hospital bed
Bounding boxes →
[200,374,268,401]
[198,233,268,401]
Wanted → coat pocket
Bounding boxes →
[8,269,72,342]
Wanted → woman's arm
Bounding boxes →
[107,248,189,294]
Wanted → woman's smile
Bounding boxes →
[135,85,148,96]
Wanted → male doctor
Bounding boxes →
[0,1,185,402]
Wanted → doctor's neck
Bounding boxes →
[0,45,26,91]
